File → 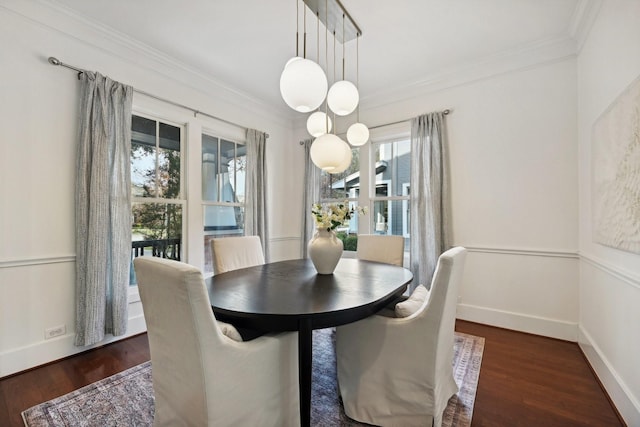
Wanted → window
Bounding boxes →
[202,133,246,274]
[371,138,411,251]
[130,114,185,284]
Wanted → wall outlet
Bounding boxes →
[457,296,462,304]
[45,324,66,340]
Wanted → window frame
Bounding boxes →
[201,130,247,275]
[129,111,187,291]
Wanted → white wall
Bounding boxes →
[576,1,640,425]
[0,3,301,377]
[347,58,579,341]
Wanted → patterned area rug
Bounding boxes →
[22,330,484,427]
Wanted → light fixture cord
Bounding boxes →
[342,14,345,80]
[295,0,299,57]
[333,30,337,135]
[356,34,360,122]
[303,2,307,58]
[325,0,329,134]
[333,31,336,86]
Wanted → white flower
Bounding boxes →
[311,200,367,232]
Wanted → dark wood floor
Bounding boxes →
[0,320,624,426]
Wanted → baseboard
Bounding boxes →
[0,314,147,378]
[579,325,640,427]
[457,303,578,341]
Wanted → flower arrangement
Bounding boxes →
[311,200,367,232]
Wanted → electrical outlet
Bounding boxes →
[45,324,66,340]
[457,296,462,304]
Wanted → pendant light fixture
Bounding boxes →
[310,3,350,173]
[310,133,349,172]
[326,14,359,116]
[347,34,369,146]
[307,111,332,137]
[280,0,328,113]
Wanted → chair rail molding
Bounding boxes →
[463,245,579,259]
[579,253,640,290]
[0,255,76,269]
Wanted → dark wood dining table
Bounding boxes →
[206,257,413,427]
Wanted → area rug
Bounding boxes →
[22,330,484,427]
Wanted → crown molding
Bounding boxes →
[568,0,603,53]
[359,0,601,111]
[360,34,578,111]
[2,0,295,128]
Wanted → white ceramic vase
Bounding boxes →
[308,227,344,274]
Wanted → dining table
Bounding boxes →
[206,257,413,427]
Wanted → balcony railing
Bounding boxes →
[131,238,181,261]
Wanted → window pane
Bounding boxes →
[202,135,219,202]
[203,205,244,233]
[374,139,410,197]
[131,202,183,285]
[233,145,247,203]
[131,116,157,198]
[320,147,360,200]
[372,200,410,250]
[220,139,236,202]
[158,123,181,199]
[335,200,361,251]
[203,206,245,274]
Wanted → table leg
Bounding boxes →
[298,318,312,427]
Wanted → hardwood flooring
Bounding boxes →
[456,320,623,427]
[0,321,624,426]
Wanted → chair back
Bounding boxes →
[356,234,405,266]
[419,246,467,377]
[211,235,265,274]
[134,257,228,425]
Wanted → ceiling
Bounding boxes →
[50,0,589,114]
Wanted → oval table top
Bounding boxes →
[206,257,413,331]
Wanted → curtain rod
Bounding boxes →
[298,109,451,145]
[47,57,269,138]
[367,109,451,131]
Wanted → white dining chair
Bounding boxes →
[134,256,299,426]
[210,235,265,274]
[356,234,405,266]
[335,246,467,427]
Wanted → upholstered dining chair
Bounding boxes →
[210,235,265,274]
[356,234,405,266]
[134,257,299,426]
[335,246,467,427]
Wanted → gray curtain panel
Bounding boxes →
[75,72,133,346]
[245,129,269,261]
[409,112,451,291]
[301,138,321,258]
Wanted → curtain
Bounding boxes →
[245,129,269,261]
[75,72,133,346]
[409,112,451,291]
[301,138,321,257]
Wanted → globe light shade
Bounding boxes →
[283,56,302,69]
[280,58,328,113]
[306,111,332,137]
[346,122,370,146]
[327,80,359,116]
[331,139,353,174]
[310,133,348,172]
